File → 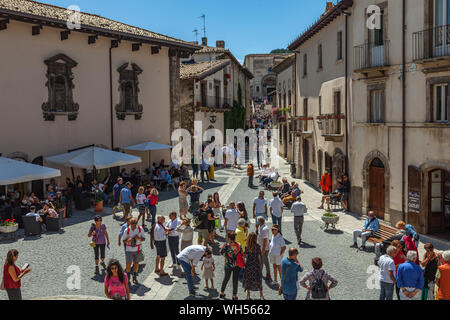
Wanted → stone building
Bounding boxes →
[244,53,291,103]
[288,0,352,190]
[350,0,450,238]
[286,0,450,240]
[180,38,253,130]
[0,0,199,197]
[273,54,296,164]
[179,60,231,139]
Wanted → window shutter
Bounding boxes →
[446,84,450,120]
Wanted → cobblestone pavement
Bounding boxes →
[1,158,448,300]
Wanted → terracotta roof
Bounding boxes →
[180,60,230,80]
[273,54,295,73]
[288,0,353,50]
[196,46,229,54]
[194,46,254,79]
[0,0,201,50]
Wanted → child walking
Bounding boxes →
[201,250,215,290]
[136,186,147,227]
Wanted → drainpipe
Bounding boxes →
[343,11,351,176]
[401,0,406,222]
[109,46,114,150]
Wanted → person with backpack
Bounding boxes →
[193,202,210,246]
[122,218,146,284]
[280,248,304,300]
[299,257,338,300]
[219,232,244,300]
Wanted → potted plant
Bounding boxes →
[321,211,339,225]
[94,190,104,212]
[0,219,19,234]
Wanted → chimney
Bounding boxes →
[201,37,208,46]
[325,2,333,13]
[216,40,225,48]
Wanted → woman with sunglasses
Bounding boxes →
[88,215,110,274]
[104,259,130,300]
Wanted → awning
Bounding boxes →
[0,157,61,185]
[45,147,141,170]
[122,142,173,151]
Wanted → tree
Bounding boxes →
[270,48,292,54]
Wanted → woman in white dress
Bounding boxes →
[212,192,224,232]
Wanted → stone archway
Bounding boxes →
[261,74,276,97]
[420,161,450,235]
[362,150,391,221]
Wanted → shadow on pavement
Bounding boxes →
[324,229,344,235]
[299,242,316,249]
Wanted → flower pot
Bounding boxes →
[0,224,19,234]
[321,215,339,225]
[95,201,103,212]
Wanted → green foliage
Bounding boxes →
[225,81,245,130]
[270,48,293,54]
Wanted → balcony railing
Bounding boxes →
[197,96,232,109]
[354,40,390,71]
[317,114,345,136]
[292,117,314,134]
[413,25,450,61]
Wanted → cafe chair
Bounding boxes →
[22,216,42,237]
[46,215,63,232]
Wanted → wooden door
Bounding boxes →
[369,166,385,220]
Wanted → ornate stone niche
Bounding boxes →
[115,63,143,120]
[42,54,79,121]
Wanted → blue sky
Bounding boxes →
[41,0,333,63]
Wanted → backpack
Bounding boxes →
[192,210,203,228]
[310,270,328,299]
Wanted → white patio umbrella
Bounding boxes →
[0,157,61,185]
[122,141,173,168]
[45,147,141,170]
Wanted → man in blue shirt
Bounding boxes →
[200,158,209,183]
[280,248,304,300]
[351,210,379,250]
[396,251,424,300]
[112,178,123,215]
[119,182,135,220]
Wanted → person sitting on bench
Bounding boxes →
[282,191,297,207]
[277,178,291,197]
[374,227,406,263]
[351,211,379,250]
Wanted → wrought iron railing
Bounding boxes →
[197,95,232,109]
[316,114,345,135]
[354,40,390,70]
[413,25,450,61]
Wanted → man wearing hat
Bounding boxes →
[119,182,135,220]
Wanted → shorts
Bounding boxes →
[122,203,131,214]
[155,240,167,257]
[197,229,209,241]
[138,204,146,214]
[342,192,349,201]
[269,254,283,265]
[125,250,144,264]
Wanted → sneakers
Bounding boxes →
[95,265,100,274]
[350,243,358,248]
[359,245,366,251]
[271,280,279,287]
[265,274,272,281]
[132,274,138,284]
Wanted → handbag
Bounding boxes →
[235,244,245,269]
[279,264,290,295]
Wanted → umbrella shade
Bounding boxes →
[0,157,61,185]
[122,142,173,151]
[46,147,141,170]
